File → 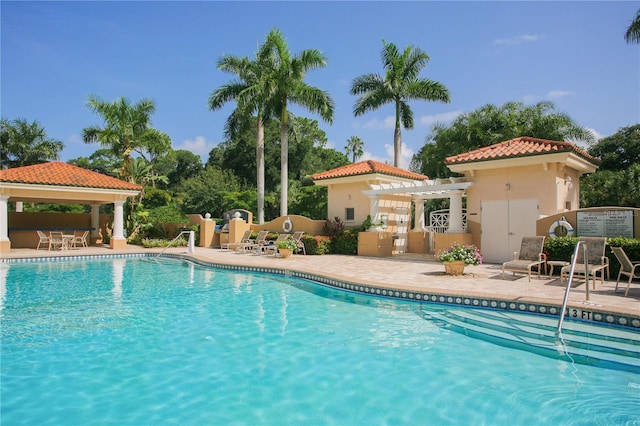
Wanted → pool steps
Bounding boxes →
[420,308,640,373]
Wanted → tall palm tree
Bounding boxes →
[264,28,334,216]
[625,8,640,44]
[345,136,364,163]
[82,95,156,180]
[0,118,64,169]
[351,40,450,167]
[208,38,276,224]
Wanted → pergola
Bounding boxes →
[0,162,141,253]
[362,179,474,233]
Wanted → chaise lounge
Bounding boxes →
[501,236,547,282]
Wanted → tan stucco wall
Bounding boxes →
[464,164,580,220]
[326,181,373,227]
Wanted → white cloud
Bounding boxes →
[357,116,395,130]
[419,110,463,127]
[174,135,217,160]
[494,34,542,46]
[547,90,572,99]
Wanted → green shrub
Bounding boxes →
[141,237,187,248]
[544,236,578,262]
[545,236,640,278]
[331,230,359,255]
[302,235,330,255]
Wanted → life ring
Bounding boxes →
[549,220,574,238]
[282,217,293,233]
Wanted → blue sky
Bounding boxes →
[2,1,639,168]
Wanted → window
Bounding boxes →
[345,208,355,222]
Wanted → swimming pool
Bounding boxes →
[1,256,639,425]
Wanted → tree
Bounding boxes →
[344,136,364,163]
[208,33,279,224]
[587,124,640,171]
[625,8,640,44]
[154,149,203,189]
[82,95,161,180]
[178,165,244,217]
[263,28,335,216]
[351,40,450,167]
[411,101,595,178]
[68,149,120,176]
[0,118,64,169]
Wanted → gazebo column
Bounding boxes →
[110,200,127,249]
[91,204,100,244]
[0,195,10,253]
[447,190,465,233]
[16,202,23,213]
[412,196,425,230]
[369,195,381,230]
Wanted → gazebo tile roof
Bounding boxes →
[0,162,142,191]
[312,160,428,181]
[444,136,599,165]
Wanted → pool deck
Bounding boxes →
[2,245,639,323]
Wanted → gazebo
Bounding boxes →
[0,162,141,253]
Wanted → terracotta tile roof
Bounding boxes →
[444,136,600,165]
[312,160,428,181]
[0,162,142,191]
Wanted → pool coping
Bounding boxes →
[3,251,639,331]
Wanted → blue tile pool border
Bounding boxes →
[3,252,639,330]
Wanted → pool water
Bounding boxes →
[1,257,639,425]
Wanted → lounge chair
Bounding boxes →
[610,247,640,297]
[561,237,609,288]
[72,230,89,249]
[242,230,269,253]
[501,236,547,282]
[36,230,50,250]
[48,231,67,251]
[221,230,253,250]
[291,231,306,255]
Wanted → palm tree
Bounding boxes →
[345,136,364,163]
[208,38,276,224]
[0,118,64,169]
[82,95,156,180]
[264,28,335,216]
[625,8,640,44]
[351,40,450,167]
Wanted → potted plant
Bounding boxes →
[435,243,483,275]
[276,238,299,258]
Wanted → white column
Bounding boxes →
[413,196,425,230]
[369,196,381,230]
[447,190,465,233]
[15,202,23,213]
[112,200,125,240]
[0,196,9,242]
[91,204,100,239]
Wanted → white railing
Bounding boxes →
[428,209,467,233]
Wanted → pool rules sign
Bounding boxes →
[577,210,634,238]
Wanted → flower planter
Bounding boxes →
[278,248,293,258]
[444,260,465,275]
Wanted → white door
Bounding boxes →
[481,200,538,263]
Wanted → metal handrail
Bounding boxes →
[556,241,590,333]
[155,230,194,259]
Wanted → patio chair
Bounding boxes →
[561,237,609,288]
[36,230,50,250]
[48,231,68,251]
[291,231,306,255]
[72,230,90,249]
[501,236,547,282]
[610,247,640,297]
[221,230,253,251]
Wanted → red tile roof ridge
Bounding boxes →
[0,161,142,191]
[312,159,428,181]
[445,136,599,164]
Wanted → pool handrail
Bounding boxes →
[556,240,590,334]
